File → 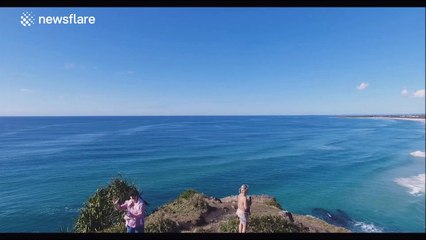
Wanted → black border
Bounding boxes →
[1,233,425,240]
[0,0,425,7]
[1,0,425,239]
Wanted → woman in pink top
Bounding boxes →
[112,188,145,233]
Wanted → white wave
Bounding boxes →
[394,174,425,196]
[39,207,61,216]
[353,221,383,232]
[410,151,425,158]
[65,206,80,213]
[307,214,383,233]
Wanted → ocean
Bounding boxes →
[0,116,424,232]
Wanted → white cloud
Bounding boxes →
[401,89,409,96]
[357,82,369,90]
[413,89,425,98]
[20,88,34,94]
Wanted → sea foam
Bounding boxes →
[394,174,425,196]
[353,221,383,232]
[410,151,425,158]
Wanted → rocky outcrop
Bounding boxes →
[141,191,350,233]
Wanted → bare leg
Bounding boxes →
[238,223,243,233]
[242,223,247,233]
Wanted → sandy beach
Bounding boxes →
[380,117,426,123]
[342,116,426,123]
[347,115,426,195]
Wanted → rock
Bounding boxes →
[209,197,222,203]
[231,200,237,209]
[282,210,294,222]
[142,191,350,233]
[311,208,353,228]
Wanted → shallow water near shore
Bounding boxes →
[0,116,424,232]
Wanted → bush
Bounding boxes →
[178,189,198,200]
[101,222,126,233]
[145,214,179,233]
[249,215,307,233]
[218,217,239,233]
[219,215,308,233]
[74,176,138,233]
[169,190,208,213]
[186,193,209,211]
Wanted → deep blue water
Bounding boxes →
[0,116,424,232]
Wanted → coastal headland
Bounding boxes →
[104,191,350,233]
[337,114,425,123]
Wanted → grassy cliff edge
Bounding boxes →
[74,178,349,233]
[102,189,349,233]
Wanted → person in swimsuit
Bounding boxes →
[236,184,251,233]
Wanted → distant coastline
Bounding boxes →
[337,114,426,123]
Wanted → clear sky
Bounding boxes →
[0,8,424,116]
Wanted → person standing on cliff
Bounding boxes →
[236,184,251,233]
[112,188,146,233]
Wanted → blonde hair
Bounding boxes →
[239,184,249,193]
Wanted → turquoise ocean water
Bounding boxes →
[0,116,424,232]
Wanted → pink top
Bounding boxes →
[120,198,145,228]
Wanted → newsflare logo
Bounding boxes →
[20,12,35,27]
[20,12,96,27]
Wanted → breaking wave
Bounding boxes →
[410,151,425,158]
[353,221,383,232]
[394,174,425,196]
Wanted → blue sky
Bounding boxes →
[0,8,424,116]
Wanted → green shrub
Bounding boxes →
[145,214,179,233]
[169,190,208,213]
[100,222,126,233]
[218,217,239,233]
[178,189,198,200]
[74,176,138,233]
[186,193,208,211]
[249,215,307,233]
[219,215,308,233]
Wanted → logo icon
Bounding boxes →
[21,12,35,27]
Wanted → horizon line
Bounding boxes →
[0,113,425,117]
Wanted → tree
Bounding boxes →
[74,176,137,232]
